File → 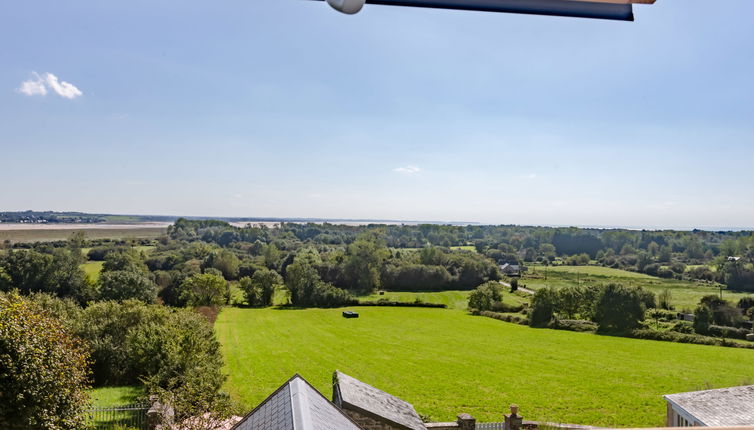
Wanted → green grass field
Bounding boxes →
[522,265,751,310]
[81,261,105,282]
[216,307,754,427]
[0,227,166,243]
[89,386,145,407]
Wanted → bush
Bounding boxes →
[0,294,91,429]
[467,281,503,312]
[670,320,694,334]
[474,310,529,326]
[707,325,751,340]
[549,319,597,332]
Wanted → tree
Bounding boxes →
[0,294,91,429]
[693,305,712,334]
[102,248,148,273]
[343,236,389,291]
[658,289,673,310]
[558,285,584,319]
[529,287,559,327]
[593,283,645,332]
[203,249,240,280]
[0,249,93,304]
[99,270,158,303]
[263,244,281,269]
[180,273,228,306]
[240,269,282,307]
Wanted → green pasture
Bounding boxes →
[89,386,145,408]
[216,307,754,427]
[522,265,750,310]
[81,261,105,282]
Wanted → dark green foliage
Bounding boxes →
[529,287,559,327]
[203,249,240,280]
[467,281,503,311]
[658,289,673,310]
[707,325,751,340]
[593,283,646,332]
[0,249,93,304]
[0,294,91,430]
[240,268,282,307]
[102,248,149,273]
[99,270,158,303]
[549,319,597,332]
[343,235,389,291]
[285,249,354,307]
[693,305,712,334]
[381,264,453,291]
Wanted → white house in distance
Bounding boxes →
[664,385,754,427]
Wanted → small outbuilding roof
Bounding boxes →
[333,371,426,430]
[232,374,362,430]
[664,385,754,427]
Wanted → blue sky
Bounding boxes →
[1,0,753,228]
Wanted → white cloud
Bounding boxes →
[18,74,47,96]
[393,165,421,175]
[520,173,537,179]
[17,72,82,99]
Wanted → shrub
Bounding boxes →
[0,294,91,429]
[549,319,597,332]
[475,310,529,326]
[467,281,503,312]
[707,325,751,340]
[670,320,694,334]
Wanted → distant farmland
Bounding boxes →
[0,224,167,243]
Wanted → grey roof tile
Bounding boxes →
[233,374,362,430]
[664,385,754,426]
[333,371,426,430]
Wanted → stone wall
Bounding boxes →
[342,408,405,430]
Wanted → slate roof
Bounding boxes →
[333,371,426,430]
[233,374,363,430]
[664,385,754,427]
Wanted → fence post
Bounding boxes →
[147,395,175,430]
[457,413,476,430]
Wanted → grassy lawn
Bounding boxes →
[81,261,105,282]
[216,307,754,427]
[522,265,751,310]
[89,386,145,407]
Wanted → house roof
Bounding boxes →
[333,371,426,430]
[664,385,754,427]
[232,374,362,430]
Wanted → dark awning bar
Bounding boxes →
[313,0,636,21]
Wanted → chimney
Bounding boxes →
[504,404,523,430]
